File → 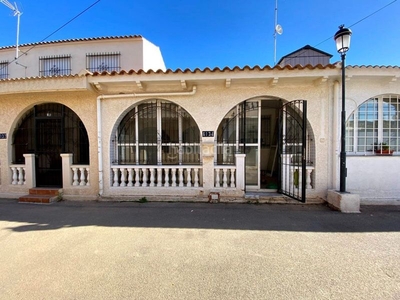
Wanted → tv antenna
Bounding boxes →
[273,0,283,65]
[1,0,22,60]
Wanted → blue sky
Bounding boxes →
[1,0,399,70]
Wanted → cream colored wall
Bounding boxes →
[0,37,165,79]
[99,81,332,199]
[1,65,400,202]
[0,89,99,198]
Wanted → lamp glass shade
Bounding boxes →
[334,27,352,53]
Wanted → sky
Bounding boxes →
[0,0,399,70]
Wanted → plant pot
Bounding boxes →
[374,149,394,155]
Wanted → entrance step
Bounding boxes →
[245,192,323,204]
[18,188,62,204]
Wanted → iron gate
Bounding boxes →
[13,103,90,187]
[278,100,307,202]
[36,118,63,187]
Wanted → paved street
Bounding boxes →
[0,200,399,300]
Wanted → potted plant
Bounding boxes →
[374,142,394,155]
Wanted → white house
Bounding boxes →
[0,35,399,208]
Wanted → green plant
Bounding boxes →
[374,142,390,151]
[138,197,148,203]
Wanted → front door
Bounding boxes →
[35,118,63,187]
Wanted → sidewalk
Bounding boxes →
[0,200,399,299]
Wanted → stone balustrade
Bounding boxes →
[10,165,25,185]
[111,165,202,188]
[214,166,236,188]
[71,166,90,186]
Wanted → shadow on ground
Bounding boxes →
[0,199,399,233]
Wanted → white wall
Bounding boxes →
[347,156,400,203]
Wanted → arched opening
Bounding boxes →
[110,99,201,188]
[113,99,201,166]
[216,98,315,195]
[12,103,89,187]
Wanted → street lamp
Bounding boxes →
[334,25,352,193]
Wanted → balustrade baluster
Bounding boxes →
[306,169,312,189]
[134,168,140,187]
[157,168,162,187]
[194,168,199,187]
[112,168,119,187]
[127,168,133,187]
[79,168,86,186]
[230,169,236,188]
[186,168,192,187]
[23,167,26,185]
[17,167,23,185]
[142,168,148,187]
[11,167,17,185]
[149,168,155,187]
[215,169,221,187]
[222,169,228,188]
[73,167,79,186]
[171,168,177,187]
[118,168,125,187]
[164,168,170,187]
[86,168,90,186]
[178,168,184,187]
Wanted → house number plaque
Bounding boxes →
[0,133,6,139]
[202,131,214,137]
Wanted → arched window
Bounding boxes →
[116,100,200,165]
[346,94,400,153]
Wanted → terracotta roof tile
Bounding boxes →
[90,63,340,77]
[0,35,142,50]
[0,74,84,81]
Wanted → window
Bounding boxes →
[116,100,200,165]
[39,55,71,76]
[0,61,9,79]
[86,52,120,73]
[346,94,400,153]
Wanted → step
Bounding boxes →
[245,192,324,204]
[18,188,62,204]
[18,194,58,204]
[28,188,62,196]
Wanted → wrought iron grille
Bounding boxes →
[116,100,201,165]
[12,103,89,165]
[86,52,121,73]
[39,55,71,76]
[0,61,9,79]
[279,100,308,202]
[215,101,260,165]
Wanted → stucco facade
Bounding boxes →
[0,36,399,204]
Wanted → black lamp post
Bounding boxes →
[334,25,352,193]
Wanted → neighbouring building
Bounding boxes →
[0,35,399,206]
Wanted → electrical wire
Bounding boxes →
[0,0,101,74]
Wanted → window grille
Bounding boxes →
[0,61,9,79]
[116,100,201,165]
[346,94,400,153]
[39,55,71,76]
[86,52,121,73]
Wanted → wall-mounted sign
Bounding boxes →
[202,131,214,137]
[0,133,6,139]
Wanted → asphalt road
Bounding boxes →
[0,200,399,300]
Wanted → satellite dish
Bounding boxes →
[275,24,283,35]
